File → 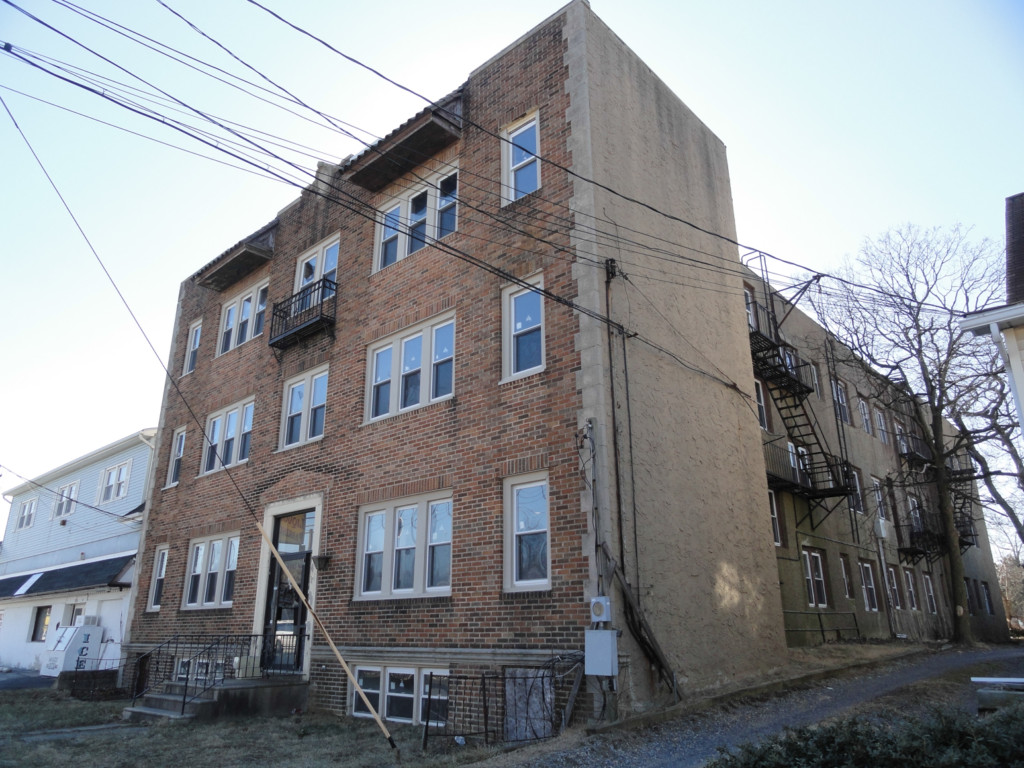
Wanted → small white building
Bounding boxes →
[0,429,155,671]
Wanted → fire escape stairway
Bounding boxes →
[750,318,850,530]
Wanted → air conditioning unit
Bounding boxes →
[589,596,611,623]
[82,616,101,626]
[874,518,888,539]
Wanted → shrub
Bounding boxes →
[707,702,1024,768]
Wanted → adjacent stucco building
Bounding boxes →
[0,429,155,671]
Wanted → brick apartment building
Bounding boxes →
[744,269,1008,646]
[125,0,790,726]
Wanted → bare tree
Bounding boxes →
[808,224,1003,644]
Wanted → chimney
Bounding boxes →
[1007,193,1024,304]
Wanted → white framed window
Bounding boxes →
[167,427,186,486]
[875,411,888,444]
[754,380,768,430]
[886,566,903,609]
[502,277,545,381]
[294,237,339,309]
[743,288,756,330]
[353,665,449,725]
[903,569,919,610]
[183,320,201,375]
[894,420,908,453]
[355,494,452,599]
[375,170,459,270]
[281,366,328,448]
[31,605,51,642]
[203,399,254,473]
[849,469,863,513]
[871,477,886,520]
[802,549,827,607]
[17,498,37,530]
[502,113,539,204]
[218,281,269,355]
[810,364,821,399]
[832,379,851,424]
[839,554,855,599]
[923,573,937,613]
[54,482,78,518]
[503,472,550,592]
[183,533,239,609]
[859,561,879,612]
[367,316,455,420]
[149,546,168,610]
[100,461,131,503]
[859,401,872,434]
[768,490,781,546]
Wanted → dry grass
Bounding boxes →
[0,691,508,768]
[0,689,127,732]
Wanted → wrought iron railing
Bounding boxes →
[131,633,300,714]
[268,278,337,349]
[782,610,860,644]
[897,432,933,463]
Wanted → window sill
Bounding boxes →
[351,594,452,606]
[500,587,551,600]
[180,604,234,612]
[499,366,545,386]
[363,396,455,426]
[275,436,324,454]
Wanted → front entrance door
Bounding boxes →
[263,510,314,672]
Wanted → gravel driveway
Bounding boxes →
[497,644,1024,768]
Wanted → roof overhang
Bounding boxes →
[196,241,274,291]
[342,93,462,193]
[960,302,1024,335]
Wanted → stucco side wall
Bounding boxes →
[570,5,787,695]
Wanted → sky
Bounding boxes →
[1,0,1023,535]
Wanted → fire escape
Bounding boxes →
[748,293,852,530]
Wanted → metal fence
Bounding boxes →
[422,656,584,750]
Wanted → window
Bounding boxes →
[31,605,51,642]
[367,316,455,420]
[183,320,201,375]
[908,496,923,532]
[167,428,186,486]
[295,238,338,308]
[203,399,254,473]
[502,277,545,380]
[839,554,855,599]
[149,546,168,610]
[859,561,879,611]
[54,483,78,518]
[768,490,781,546]
[894,420,908,453]
[886,566,903,609]
[810,364,821,399]
[832,379,851,424]
[788,442,809,485]
[859,401,872,434]
[503,473,550,592]
[875,411,888,444]
[923,573,938,613]
[356,494,452,599]
[502,114,539,203]
[849,469,863,513]
[281,366,328,448]
[376,171,458,270]
[218,282,269,355]
[100,462,130,503]
[871,477,887,520]
[353,665,448,725]
[754,381,769,430]
[183,533,239,609]
[904,569,919,610]
[802,549,828,607]
[743,288,756,330]
[982,582,995,615]
[16,499,36,530]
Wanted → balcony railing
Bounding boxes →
[269,278,337,349]
[763,439,849,498]
[897,432,933,464]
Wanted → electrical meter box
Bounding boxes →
[585,629,619,676]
